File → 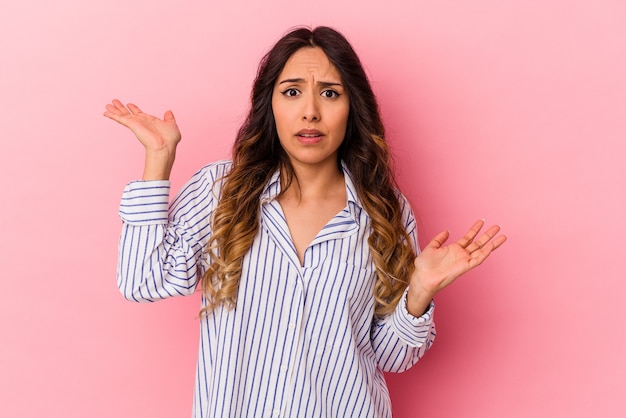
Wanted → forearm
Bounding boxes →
[117,180,203,302]
[406,284,436,318]
[117,163,228,302]
[372,291,436,373]
[118,222,202,302]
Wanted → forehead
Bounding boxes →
[278,47,341,81]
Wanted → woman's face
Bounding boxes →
[272,47,350,171]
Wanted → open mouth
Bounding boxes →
[296,129,324,143]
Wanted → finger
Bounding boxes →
[104,100,132,120]
[103,103,116,115]
[456,219,485,248]
[103,104,125,122]
[491,234,507,251]
[164,110,176,122]
[111,99,130,114]
[104,101,134,126]
[468,234,507,268]
[466,224,503,253]
[103,110,131,126]
[127,103,143,115]
[425,230,450,249]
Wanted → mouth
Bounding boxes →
[296,129,324,144]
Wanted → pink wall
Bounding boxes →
[2,0,625,416]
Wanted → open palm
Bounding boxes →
[104,99,181,153]
[412,220,507,296]
[104,99,182,180]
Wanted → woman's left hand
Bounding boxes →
[406,219,507,316]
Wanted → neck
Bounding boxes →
[281,159,344,201]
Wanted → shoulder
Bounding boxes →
[395,190,420,251]
[395,190,414,216]
[392,189,418,234]
[171,160,233,211]
[189,160,234,193]
[195,159,233,181]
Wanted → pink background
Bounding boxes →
[2,0,625,417]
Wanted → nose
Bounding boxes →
[302,92,320,122]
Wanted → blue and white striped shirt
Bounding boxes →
[118,161,435,418]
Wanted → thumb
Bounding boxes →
[163,110,176,122]
[425,230,450,249]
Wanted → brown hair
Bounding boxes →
[201,26,415,318]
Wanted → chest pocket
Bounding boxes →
[304,261,374,301]
[302,261,376,347]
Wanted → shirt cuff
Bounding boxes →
[390,288,435,347]
[118,180,171,225]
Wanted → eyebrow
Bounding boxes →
[278,78,343,88]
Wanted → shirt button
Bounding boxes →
[280,364,288,373]
[288,322,296,330]
[273,410,281,417]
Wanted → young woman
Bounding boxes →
[104,26,506,418]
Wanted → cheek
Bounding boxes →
[334,108,350,133]
[273,110,287,137]
[271,101,290,133]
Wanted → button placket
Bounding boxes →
[272,272,303,416]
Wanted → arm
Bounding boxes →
[372,198,507,373]
[105,100,215,302]
[117,168,220,302]
[371,196,436,372]
[372,293,436,373]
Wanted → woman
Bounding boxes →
[104,26,506,418]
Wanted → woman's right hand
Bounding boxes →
[104,99,181,180]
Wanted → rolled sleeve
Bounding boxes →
[390,289,435,348]
[119,180,171,225]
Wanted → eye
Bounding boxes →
[282,88,300,97]
[321,90,340,99]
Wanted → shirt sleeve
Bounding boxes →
[369,192,436,373]
[371,291,436,372]
[116,163,226,302]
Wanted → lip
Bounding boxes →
[296,129,324,144]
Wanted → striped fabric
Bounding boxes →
[118,161,436,418]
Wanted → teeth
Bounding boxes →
[300,134,319,137]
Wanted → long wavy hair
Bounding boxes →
[201,26,416,318]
